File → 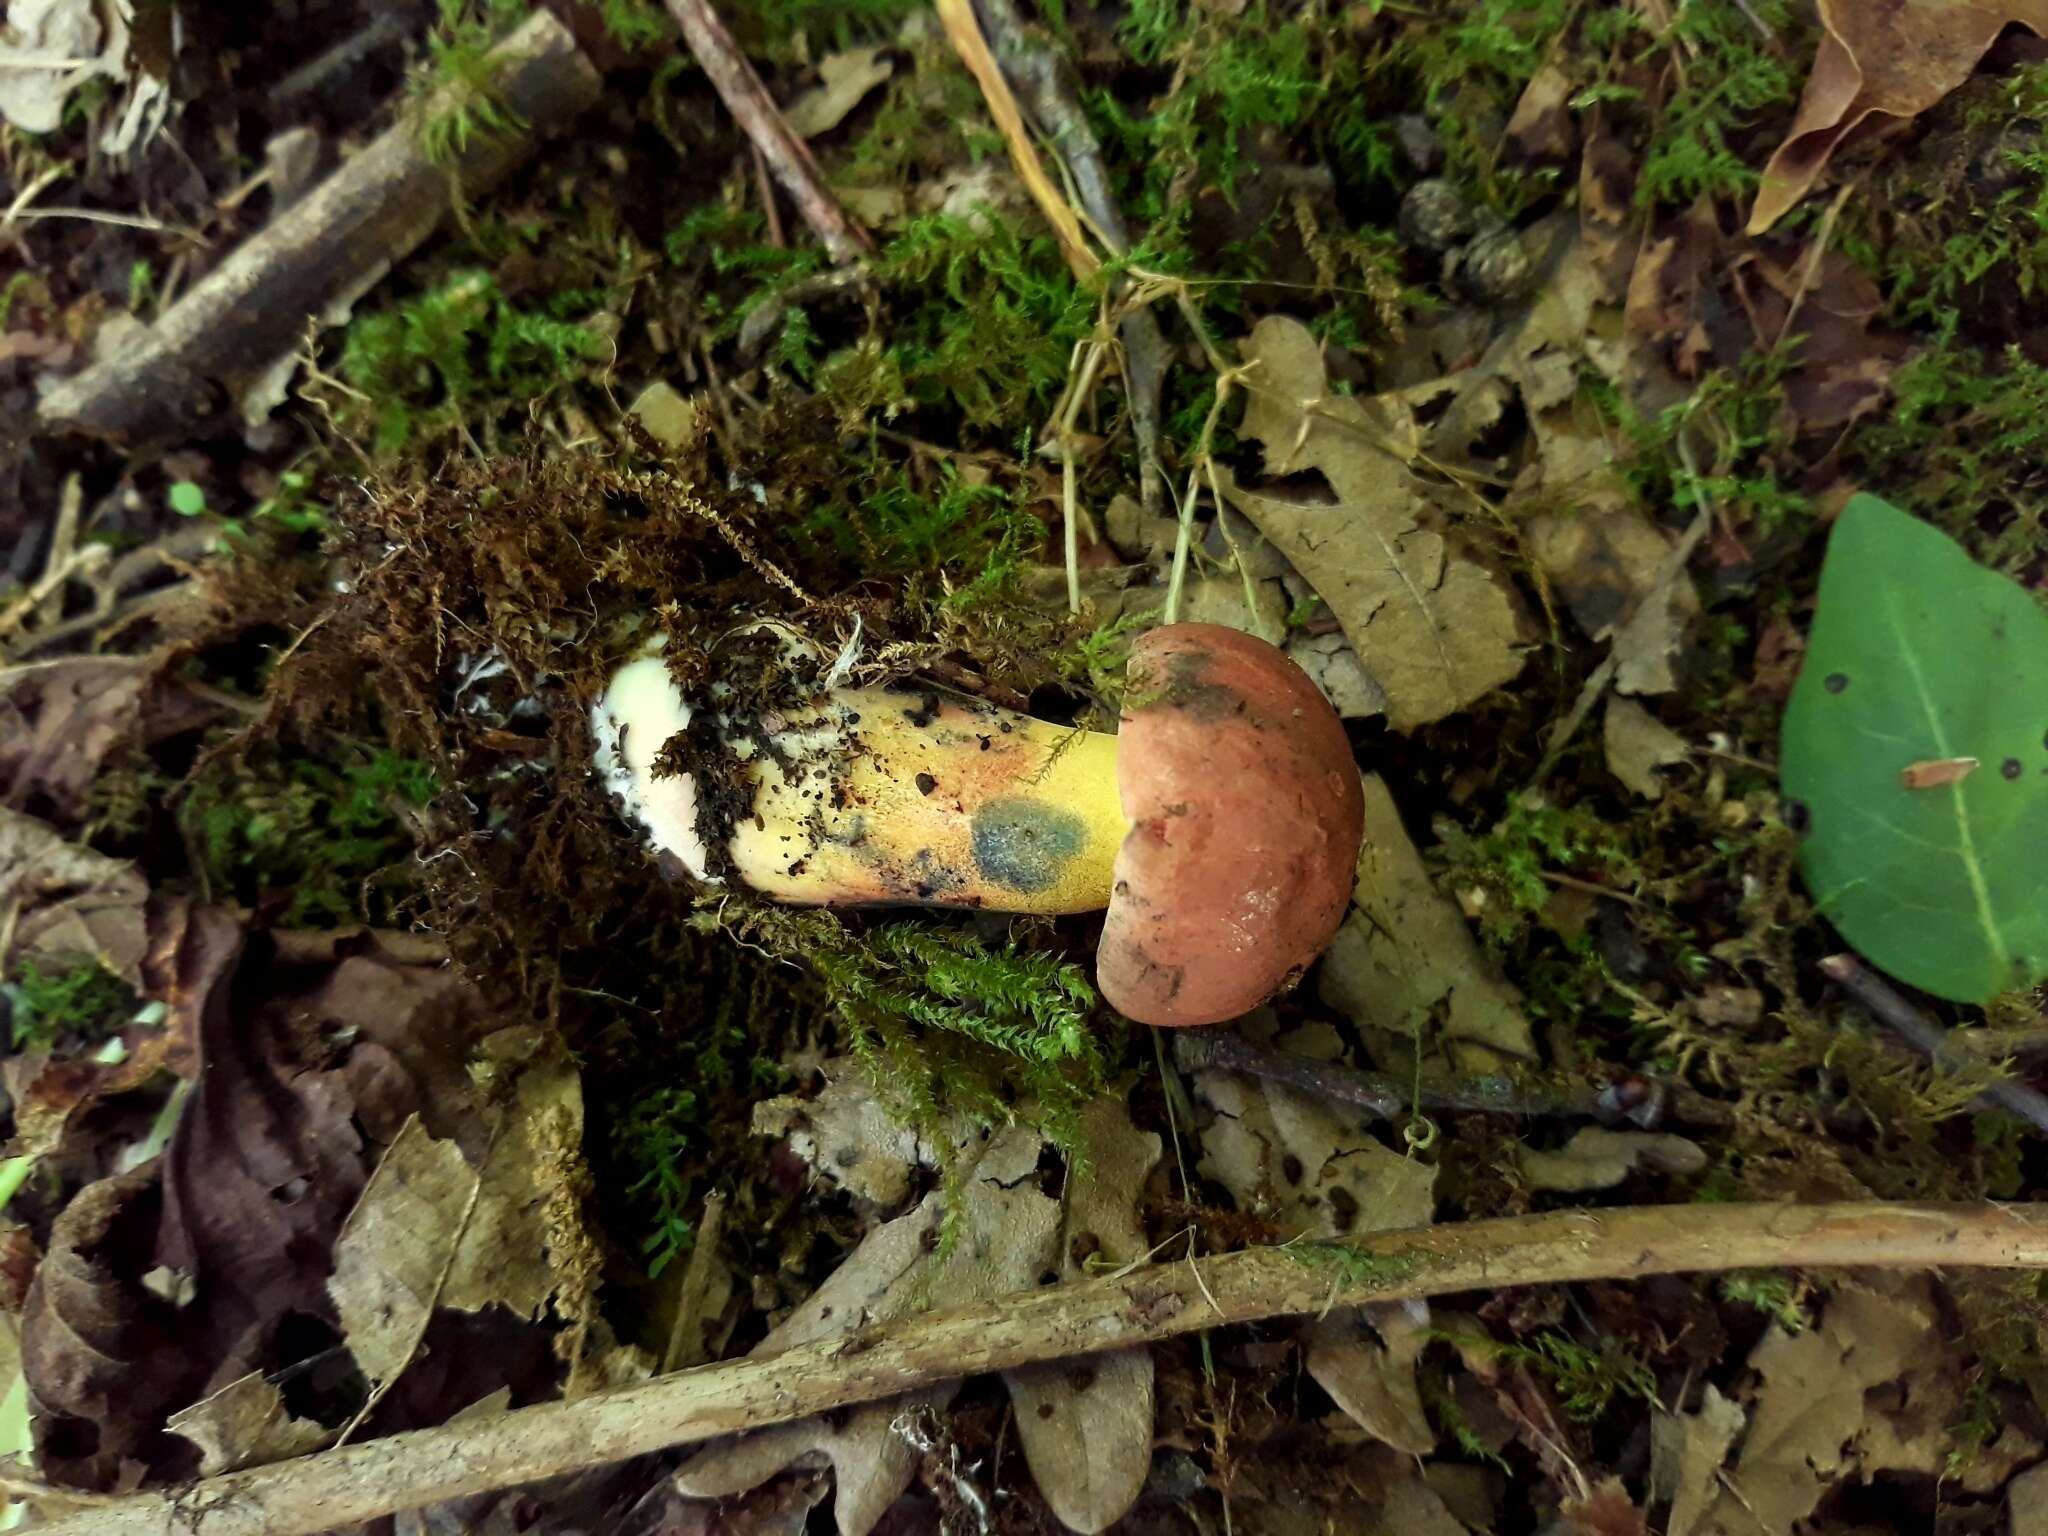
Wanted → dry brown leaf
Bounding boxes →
[2011,1461,2048,1536]
[1194,1066,1437,1239]
[1003,1096,1162,1535]
[1527,508,1703,696]
[1506,59,1576,160]
[441,1032,587,1324]
[1749,0,2048,234]
[1319,774,1536,1066]
[675,1127,1060,1536]
[1562,1477,1650,1536]
[164,1371,331,1476]
[1303,1300,1435,1455]
[21,1165,196,1490]
[1651,1383,1745,1536]
[329,1116,478,1395]
[1604,697,1690,800]
[755,1062,951,1209]
[1518,1127,1708,1193]
[0,657,218,827]
[0,806,149,984]
[1224,316,1525,730]
[784,47,893,137]
[1687,1283,1933,1536]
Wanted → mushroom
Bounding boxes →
[592,622,1364,1026]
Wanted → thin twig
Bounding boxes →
[664,0,870,264]
[1173,1030,1734,1130]
[43,1202,2048,1536]
[1771,184,1854,354]
[1818,954,2048,1135]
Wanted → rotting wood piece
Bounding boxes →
[40,1200,2048,1536]
[36,13,602,447]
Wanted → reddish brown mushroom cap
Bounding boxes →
[1097,623,1365,1027]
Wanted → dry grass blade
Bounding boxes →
[934,0,1100,283]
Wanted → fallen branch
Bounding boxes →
[1174,1029,1736,1130]
[43,1201,2048,1536]
[37,13,602,445]
[1819,953,2048,1135]
[664,0,872,265]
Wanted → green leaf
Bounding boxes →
[167,481,207,517]
[1781,492,2048,1002]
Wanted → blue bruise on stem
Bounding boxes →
[970,797,1086,893]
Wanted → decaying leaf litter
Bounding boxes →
[5,0,2048,1532]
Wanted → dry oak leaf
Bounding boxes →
[1686,1282,1934,1536]
[675,1127,1059,1536]
[1319,773,1537,1066]
[0,656,220,827]
[1517,1127,1708,1193]
[1002,1095,1163,1535]
[21,1165,200,1491]
[0,806,149,984]
[1302,1299,1436,1455]
[164,1370,331,1476]
[1193,1062,1437,1240]
[1650,1383,1745,1536]
[1604,696,1690,801]
[1749,0,2048,234]
[1224,315,1525,730]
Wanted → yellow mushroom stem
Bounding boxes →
[593,655,1127,912]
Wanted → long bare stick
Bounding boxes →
[37,13,600,444]
[44,1201,2048,1536]
[665,0,871,265]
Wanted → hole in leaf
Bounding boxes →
[1824,673,1849,694]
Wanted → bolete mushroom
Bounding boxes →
[593,621,1363,1026]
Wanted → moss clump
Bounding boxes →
[1,960,136,1054]
[178,740,441,927]
[415,0,530,166]
[824,210,1095,431]
[710,905,1113,1177]
[339,269,609,458]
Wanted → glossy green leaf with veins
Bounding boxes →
[1781,493,2048,1003]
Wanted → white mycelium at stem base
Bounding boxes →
[592,651,1128,912]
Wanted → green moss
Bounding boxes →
[802,463,1033,592]
[1720,1269,1811,1333]
[700,906,1112,1214]
[1286,1240,1429,1291]
[1849,342,2048,573]
[1488,1329,1659,1422]
[1621,0,1802,209]
[1,960,136,1054]
[416,0,531,166]
[339,270,607,458]
[599,0,672,49]
[726,0,925,58]
[861,210,1092,429]
[179,742,441,927]
[612,976,786,1275]
[1435,794,1634,949]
